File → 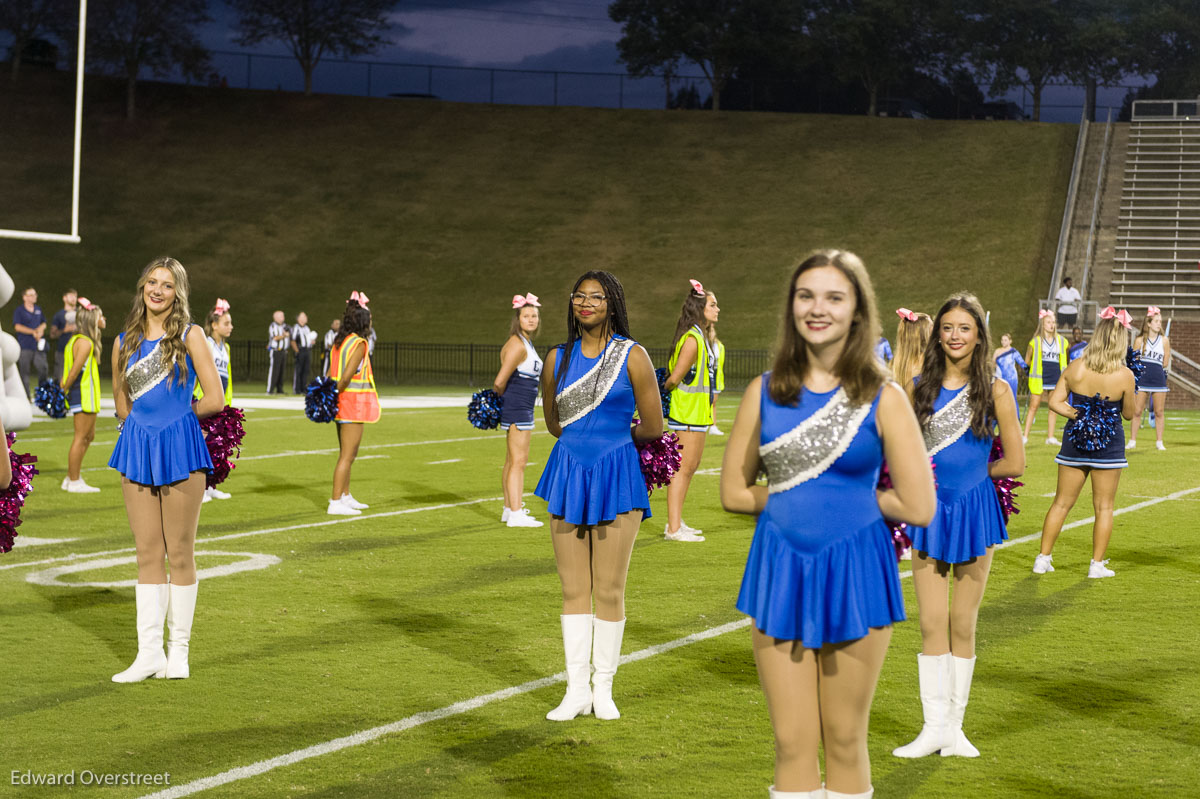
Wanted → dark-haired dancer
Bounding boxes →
[893,293,1023,760]
[196,299,235,502]
[723,251,935,799]
[327,292,379,515]
[535,271,662,722]
[1035,309,1136,578]
[60,298,105,493]
[663,279,719,541]
[108,257,225,682]
[495,293,544,528]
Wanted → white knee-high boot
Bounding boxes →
[112,583,169,683]
[942,655,980,757]
[164,582,198,679]
[591,617,625,720]
[546,614,593,721]
[768,786,826,797]
[892,653,953,758]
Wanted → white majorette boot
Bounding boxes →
[546,614,593,721]
[592,617,626,720]
[163,582,198,679]
[112,583,169,683]
[825,789,873,798]
[768,785,826,797]
[892,653,953,757]
[942,655,980,757]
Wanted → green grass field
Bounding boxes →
[2,397,1197,798]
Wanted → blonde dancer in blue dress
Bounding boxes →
[535,271,663,722]
[108,257,225,683]
[893,293,1024,761]
[722,251,935,799]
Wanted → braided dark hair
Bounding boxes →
[554,270,633,396]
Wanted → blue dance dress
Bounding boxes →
[534,336,650,525]
[1056,394,1127,469]
[907,384,1008,564]
[109,330,213,486]
[995,347,1027,420]
[736,378,905,649]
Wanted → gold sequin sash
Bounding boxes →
[759,388,872,494]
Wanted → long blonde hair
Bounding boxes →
[117,256,193,385]
[1083,316,1129,374]
[75,305,104,357]
[769,249,886,406]
[891,312,933,397]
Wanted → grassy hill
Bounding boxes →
[0,69,1075,355]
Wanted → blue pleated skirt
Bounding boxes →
[1137,362,1168,392]
[908,478,1008,564]
[535,440,650,525]
[109,412,213,486]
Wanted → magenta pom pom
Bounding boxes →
[199,406,246,489]
[988,437,1022,523]
[636,432,682,494]
[877,458,936,561]
[0,432,39,554]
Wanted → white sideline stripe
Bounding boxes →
[427,458,462,464]
[0,494,520,572]
[138,618,752,799]
[137,486,1200,799]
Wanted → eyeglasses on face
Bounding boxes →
[570,293,607,306]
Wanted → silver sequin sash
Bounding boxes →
[759,388,873,494]
[556,338,636,428]
[125,340,172,401]
[923,388,972,456]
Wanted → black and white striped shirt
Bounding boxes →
[268,322,289,351]
[292,324,313,350]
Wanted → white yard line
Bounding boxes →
[136,484,1200,799]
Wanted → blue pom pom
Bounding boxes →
[1126,347,1146,382]
[304,377,339,423]
[34,379,68,419]
[655,367,671,418]
[467,389,503,430]
[1066,393,1121,452]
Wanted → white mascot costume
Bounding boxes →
[0,261,34,431]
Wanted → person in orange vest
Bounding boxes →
[327,291,380,515]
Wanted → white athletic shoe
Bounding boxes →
[1021,435,1028,444]
[201,493,212,504]
[680,520,704,535]
[327,497,361,516]
[708,424,724,435]
[1032,554,1055,574]
[61,477,69,490]
[342,493,369,510]
[208,487,232,500]
[1088,559,1115,579]
[501,506,512,523]
[1126,440,1136,449]
[1045,436,1060,445]
[506,509,544,528]
[64,479,101,494]
[1156,441,1166,451]
[664,524,705,542]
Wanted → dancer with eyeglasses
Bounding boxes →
[535,272,662,722]
[495,292,544,528]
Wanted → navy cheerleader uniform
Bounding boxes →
[499,335,542,431]
[1137,336,1169,393]
[1056,394,1127,469]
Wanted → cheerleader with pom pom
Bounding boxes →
[534,271,662,723]
[661,279,719,542]
[1022,311,1069,444]
[1128,306,1171,450]
[1034,308,1137,579]
[893,293,1023,762]
[108,257,225,683]
[326,292,380,516]
[493,293,544,528]
[722,251,936,799]
[59,298,105,493]
[195,299,236,502]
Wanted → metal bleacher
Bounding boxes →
[1114,100,1200,316]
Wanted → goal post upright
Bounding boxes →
[0,0,87,245]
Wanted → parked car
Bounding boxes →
[877,98,930,119]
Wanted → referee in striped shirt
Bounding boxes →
[267,310,289,394]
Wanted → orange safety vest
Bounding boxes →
[329,333,380,423]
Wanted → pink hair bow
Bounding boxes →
[1039,309,1053,319]
[896,307,918,322]
[350,290,370,309]
[1099,306,1133,329]
[78,297,96,311]
[213,298,231,315]
[512,292,540,309]
[1147,305,1161,317]
[689,279,705,296]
